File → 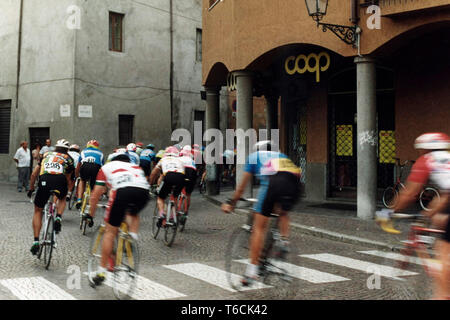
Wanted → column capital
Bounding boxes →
[204,86,221,95]
[354,56,376,64]
[232,70,254,79]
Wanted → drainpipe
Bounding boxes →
[169,0,174,131]
[351,0,360,24]
[15,0,24,110]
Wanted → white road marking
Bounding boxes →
[85,272,186,300]
[235,259,350,284]
[164,263,272,292]
[0,277,76,300]
[300,253,419,280]
[358,250,424,266]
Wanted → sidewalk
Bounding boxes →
[203,186,417,252]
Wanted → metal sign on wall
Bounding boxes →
[284,52,331,82]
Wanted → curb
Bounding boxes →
[203,194,402,253]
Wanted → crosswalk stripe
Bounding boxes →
[358,250,424,266]
[84,272,186,300]
[164,263,272,292]
[0,277,76,300]
[234,259,350,284]
[300,253,419,280]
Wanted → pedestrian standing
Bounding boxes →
[39,139,54,158]
[13,141,31,192]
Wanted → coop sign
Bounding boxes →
[285,52,330,83]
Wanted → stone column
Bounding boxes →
[205,86,220,195]
[265,95,278,140]
[355,56,377,220]
[235,71,254,198]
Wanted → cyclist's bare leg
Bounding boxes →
[125,214,140,235]
[249,213,270,265]
[431,239,450,300]
[157,197,166,216]
[57,199,67,217]
[277,210,290,239]
[32,206,44,238]
[77,180,86,200]
[101,223,119,269]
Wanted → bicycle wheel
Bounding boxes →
[113,236,139,300]
[87,225,105,286]
[151,202,161,239]
[419,187,440,212]
[382,186,399,209]
[164,205,177,247]
[42,215,55,270]
[225,226,251,291]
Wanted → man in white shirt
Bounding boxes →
[39,139,54,158]
[13,141,31,192]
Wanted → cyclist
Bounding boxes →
[126,143,140,165]
[88,149,150,285]
[135,142,144,156]
[28,139,74,255]
[139,144,156,178]
[66,144,81,201]
[149,146,185,228]
[376,132,450,300]
[221,141,302,286]
[76,140,104,209]
[178,145,197,217]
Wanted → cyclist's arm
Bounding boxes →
[394,181,423,213]
[29,165,40,192]
[89,184,106,218]
[426,191,449,218]
[75,162,81,177]
[229,172,252,206]
[149,166,161,185]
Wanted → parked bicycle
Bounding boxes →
[88,204,139,300]
[225,198,293,291]
[382,158,439,211]
[37,190,60,270]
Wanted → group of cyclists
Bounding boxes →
[23,131,450,299]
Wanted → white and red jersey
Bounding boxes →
[179,155,196,170]
[95,161,150,191]
[408,151,450,191]
[155,156,185,175]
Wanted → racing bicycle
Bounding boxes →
[37,190,60,270]
[151,188,181,247]
[79,182,92,235]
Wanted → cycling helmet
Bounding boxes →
[173,144,182,151]
[192,144,200,150]
[69,144,80,152]
[55,139,70,149]
[147,144,155,150]
[165,146,179,157]
[87,140,99,149]
[182,145,192,152]
[136,142,144,148]
[414,133,450,150]
[110,148,130,162]
[126,143,137,152]
[253,140,273,152]
[180,149,194,158]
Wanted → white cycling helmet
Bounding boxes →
[414,133,450,150]
[253,140,273,152]
[55,139,70,149]
[126,143,137,152]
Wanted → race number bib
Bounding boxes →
[44,161,63,174]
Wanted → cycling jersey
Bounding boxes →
[140,149,156,162]
[39,152,75,176]
[95,161,150,191]
[128,151,140,165]
[79,147,104,166]
[408,151,450,191]
[68,151,80,168]
[245,151,301,183]
[155,157,185,175]
[179,156,196,170]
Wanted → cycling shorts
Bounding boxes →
[254,172,301,217]
[183,167,197,195]
[34,174,68,209]
[105,187,150,227]
[139,159,151,177]
[80,163,102,190]
[158,172,185,200]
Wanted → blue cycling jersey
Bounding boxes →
[244,151,289,184]
[79,147,104,166]
[140,149,156,162]
[128,151,140,165]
